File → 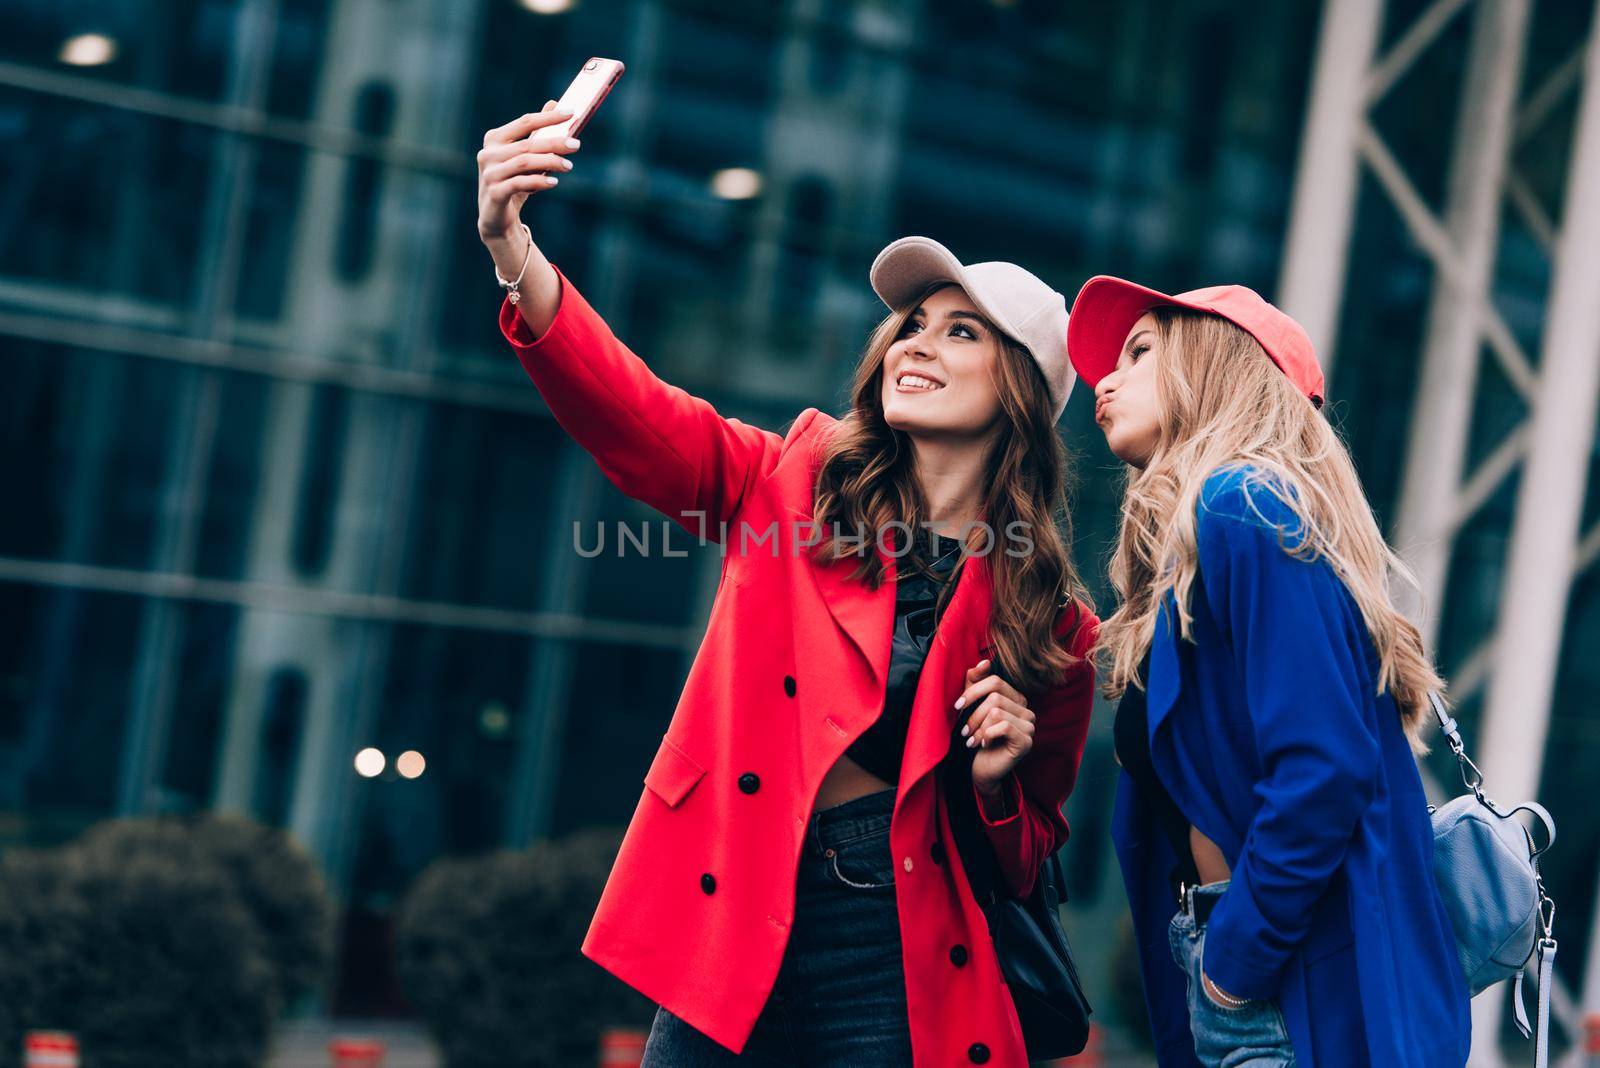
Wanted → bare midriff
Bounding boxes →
[1191,826,1233,885]
[812,752,895,813]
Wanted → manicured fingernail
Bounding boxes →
[561,158,573,170]
[966,736,977,748]
[960,725,969,737]
[566,138,580,150]
[546,175,559,185]
[954,696,965,710]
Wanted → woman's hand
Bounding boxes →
[476,100,580,243]
[476,101,581,334]
[956,658,1036,795]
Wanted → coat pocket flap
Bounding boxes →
[643,736,706,808]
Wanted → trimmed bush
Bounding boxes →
[0,814,335,1068]
[81,815,336,1009]
[0,849,94,1064]
[396,828,654,1067]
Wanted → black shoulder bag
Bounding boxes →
[938,698,1093,1059]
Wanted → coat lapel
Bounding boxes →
[808,535,996,799]
[810,543,898,691]
[897,550,994,801]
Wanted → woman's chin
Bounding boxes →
[1107,438,1152,469]
[882,398,938,432]
[883,395,997,441]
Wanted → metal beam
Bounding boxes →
[1275,0,1385,374]
[1364,0,1473,105]
[1355,124,1539,398]
[1392,0,1530,646]
[1478,17,1600,808]
[0,555,698,650]
[1477,21,1600,1058]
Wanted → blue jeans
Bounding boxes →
[641,788,913,1066]
[1169,880,1296,1068]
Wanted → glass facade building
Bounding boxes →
[2,0,1597,1049]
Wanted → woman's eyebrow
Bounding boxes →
[944,309,992,330]
[1123,329,1154,353]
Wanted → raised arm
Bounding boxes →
[477,104,795,538]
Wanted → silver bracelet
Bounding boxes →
[494,222,534,304]
[1204,974,1252,1008]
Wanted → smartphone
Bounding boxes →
[548,58,625,140]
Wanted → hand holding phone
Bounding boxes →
[474,56,625,325]
[475,57,624,244]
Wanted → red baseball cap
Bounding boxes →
[1066,276,1326,408]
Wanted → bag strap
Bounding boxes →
[1427,690,1559,1064]
[1535,938,1555,1068]
[1513,938,1557,1068]
[1427,691,1486,799]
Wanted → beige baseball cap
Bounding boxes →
[869,236,1075,423]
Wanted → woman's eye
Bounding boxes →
[950,324,976,340]
[1130,344,1149,362]
[899,320,924,337]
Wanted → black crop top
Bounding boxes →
[842,529,965,784]
[1112,652,1201,899]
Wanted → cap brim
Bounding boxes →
[869,237,1023,348]
[1066,276,1183,387]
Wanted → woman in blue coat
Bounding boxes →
[1065,276,1472,1067]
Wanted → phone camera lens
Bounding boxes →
[585,60,598,70]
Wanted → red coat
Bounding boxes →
[498,268,1098,1067]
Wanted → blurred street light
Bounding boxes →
[397,751,426,779]
[354,748,386,778]
[711,168,763,200]
[518,0,575,14]
[479,701,511,738]
[58,34,117,66]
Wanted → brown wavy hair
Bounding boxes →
[809,282,1092,696]
[1097,306,1443,753]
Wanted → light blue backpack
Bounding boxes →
[1426,692,1558,1068]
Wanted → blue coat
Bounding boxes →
[1110,466,1471,1067]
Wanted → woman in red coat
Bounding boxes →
[475,104,1099,1067]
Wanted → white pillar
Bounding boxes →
[1479,18,1600,822]
[1392,0,1531,644]
[1275,0,1385,376]
[1475,17,1600,1060]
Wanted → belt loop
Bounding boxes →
[1180,882,1199,939]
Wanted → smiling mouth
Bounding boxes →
[896,372,945,393]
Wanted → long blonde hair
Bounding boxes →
[1098,306,1442,752]
[810,282,1093,695]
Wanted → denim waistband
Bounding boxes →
[1177,878,1231,927]
[807,788,895,854]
